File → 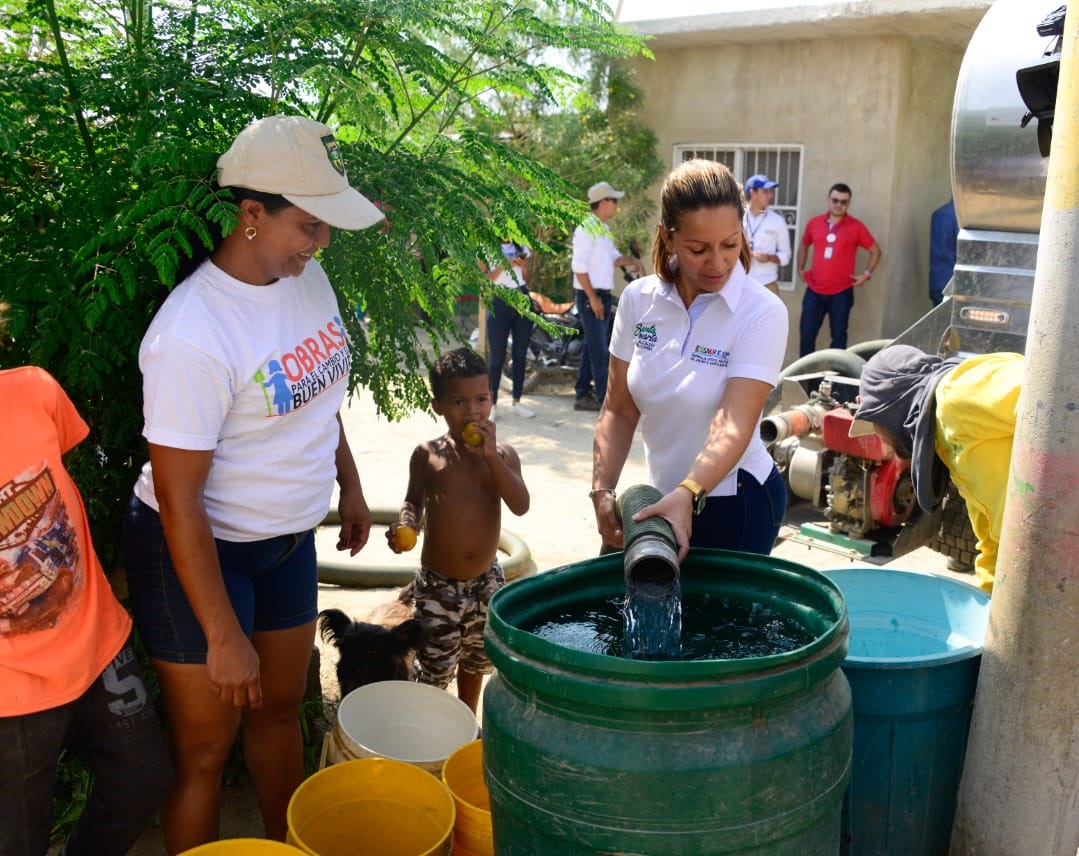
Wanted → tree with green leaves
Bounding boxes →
[486,56,666,294]
[0,0,653,568]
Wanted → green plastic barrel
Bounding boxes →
[483,549,853,856]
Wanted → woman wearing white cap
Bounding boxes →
[122,115,385,850]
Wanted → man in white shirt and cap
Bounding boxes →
[742,174,791,296]
[571,180,644,411]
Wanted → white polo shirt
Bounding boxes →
[571,214,620,293]
[742,208,792,286]
[609,268,788,497]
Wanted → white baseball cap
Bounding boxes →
[217,115,385,230]
[587,181,626,204]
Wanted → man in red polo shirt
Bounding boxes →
[796,183,882,356]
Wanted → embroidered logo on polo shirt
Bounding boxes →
[690,344,730,367]
[634,322,658,351]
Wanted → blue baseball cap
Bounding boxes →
[745,174,779,192]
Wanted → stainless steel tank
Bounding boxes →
[951,0,1054,234]
[896,0,1063,357]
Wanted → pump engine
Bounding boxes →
[764,373,918,550]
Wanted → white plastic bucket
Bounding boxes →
[327,680,478,775]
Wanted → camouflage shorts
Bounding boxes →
[412,561,504,688]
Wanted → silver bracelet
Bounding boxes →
[589,487,617,499]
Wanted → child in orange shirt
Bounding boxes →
[0,308,171,854]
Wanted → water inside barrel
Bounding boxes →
[528,591,814,661]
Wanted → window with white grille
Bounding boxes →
[673,144,803,292]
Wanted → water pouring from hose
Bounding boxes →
[616,484,682,659]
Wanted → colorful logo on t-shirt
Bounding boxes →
[690,344,731,367]
[634,322,658,352]
[0,463,79,633]
[254,315,352,417]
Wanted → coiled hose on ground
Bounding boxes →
[316,508,532,587]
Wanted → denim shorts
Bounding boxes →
[122,496,318,663]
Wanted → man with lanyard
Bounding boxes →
[796,182,882,356]
[742,173,792,296]
[571,181,645,412]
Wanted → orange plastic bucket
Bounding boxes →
[441,739,493,856]
[177,840,304,854]
[287,757,454,856]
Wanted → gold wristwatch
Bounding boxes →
[678,478,708,516]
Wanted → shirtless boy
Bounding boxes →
[386,347,529,711]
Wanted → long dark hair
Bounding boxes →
[650,159,751,282]
[172,185,293,285]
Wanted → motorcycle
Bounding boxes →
[500,239,641,393]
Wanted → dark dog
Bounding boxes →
[318,585,425,698]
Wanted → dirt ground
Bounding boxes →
[122,376,957,850]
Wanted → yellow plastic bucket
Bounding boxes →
[327,680,478,775]
[441,739,493,856]
[287,757,455,856]
[177,840,304,854]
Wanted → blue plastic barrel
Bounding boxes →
[821,568,990,856]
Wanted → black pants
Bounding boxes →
[487,291,534,403]
[799,287,855,356]
[575,289,613,403]
[0,638,172,856]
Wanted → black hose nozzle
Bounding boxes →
[616,484,680,597]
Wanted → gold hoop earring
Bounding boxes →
[244,226,257,241]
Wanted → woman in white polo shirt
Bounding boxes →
[590,159,789,559]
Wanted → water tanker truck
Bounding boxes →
[765,0,1066,568]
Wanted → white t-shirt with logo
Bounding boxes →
[134,258,350,541]
[609,269,788,496]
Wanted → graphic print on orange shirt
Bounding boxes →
[0,461,79,634]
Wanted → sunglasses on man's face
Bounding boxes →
[829,197,851,205]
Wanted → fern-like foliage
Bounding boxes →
[0,0,655,581]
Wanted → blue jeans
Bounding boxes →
[690,467,787,554]
[799,287,855,356]
[487,291,534,403]
[0,638,172,856]
[575,289,612,403]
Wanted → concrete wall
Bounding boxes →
[630,35,964,366]
[889,40,964,334]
